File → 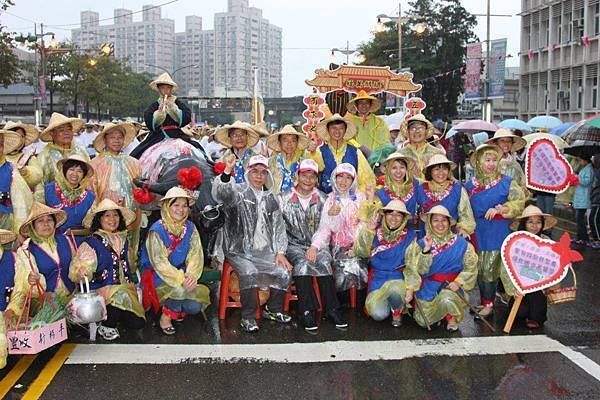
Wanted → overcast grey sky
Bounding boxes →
[3,0,521,96]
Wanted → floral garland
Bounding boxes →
[372,227,408,256]
[423,181,454,203]
[430,235,458,256]
[54,182,89,208]
[467,175,503,197]
[384,184,414,203]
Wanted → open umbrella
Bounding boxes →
[498,119,532,133]
[564,140,600,159]
[454,119,498,133]
[586,115,600,129]
[472,131,489,147]
[523,132,568,149]
[445,128,458,139]
[527,115,562,131]
[563,119,600,144]
[549,122,574,136]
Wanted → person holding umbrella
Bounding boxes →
[572,155,594,245]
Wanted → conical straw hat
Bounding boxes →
[82,198,136,229]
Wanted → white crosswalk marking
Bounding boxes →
[65,335,600,381]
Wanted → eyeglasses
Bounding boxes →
[408,125,426,132]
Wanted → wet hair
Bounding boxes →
[518,216,544,236]
[62,159,89,177]
[90,209,126,233]
[326,120,347,130]
[425,163,450,181]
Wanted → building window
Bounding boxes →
[578,79,583,109]
[596,4,600,35]
[593,77,598,109]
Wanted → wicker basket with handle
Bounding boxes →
[546,265,577,305]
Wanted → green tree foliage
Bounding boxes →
[0,0,22,87]
[360,0,477,120]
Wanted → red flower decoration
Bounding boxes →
[213,162,226,175]
[177,166,203,190]
[133,188,155,205]
[376,175,385,186]
[567,173,580,187]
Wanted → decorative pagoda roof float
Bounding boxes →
[305,65,422,96]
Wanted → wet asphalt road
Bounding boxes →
[1,221,599,400]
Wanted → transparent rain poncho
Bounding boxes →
[278,188,332,277]
[211,167,291,291]
[311,164,368,291]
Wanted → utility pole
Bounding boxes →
[484,0,491,122]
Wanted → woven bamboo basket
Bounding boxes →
[546,265,577,305]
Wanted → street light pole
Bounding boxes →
[398,2,402,73]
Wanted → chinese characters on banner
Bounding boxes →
[488,39,507,99]
[464,42,482,101]
[302,94,325,144]
[8,318,68,354]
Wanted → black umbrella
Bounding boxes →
[564,140,600,159]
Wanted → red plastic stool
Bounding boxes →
[218,260,261,320]
[283,277,322,313]
[349,286,357,309]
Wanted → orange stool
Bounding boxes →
[218,260,261,320]
[283,277,322,313]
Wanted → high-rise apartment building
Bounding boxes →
[72,6,175,77]
[519,0,600,121]
[72,1,282,98]
[213,0,282,97]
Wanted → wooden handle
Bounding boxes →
[503,294,523,334]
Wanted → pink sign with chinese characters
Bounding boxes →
[8,318,68,354]
[501,232,582,294]
[525,137,574,194]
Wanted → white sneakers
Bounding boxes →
[97,324,120,341]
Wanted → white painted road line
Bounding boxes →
[64,335,600,382]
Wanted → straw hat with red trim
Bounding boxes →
[83,198,136,229]
[346,90,382,114]
[510,205,557,231]
[266,124,309,152]
[93,121,137,152]
[40,113,85,142]
[19,202,68,237]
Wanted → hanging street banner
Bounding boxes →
[488,38,508,99]
[464,42,482,101]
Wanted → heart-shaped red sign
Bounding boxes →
[525,137,573,194]
[501,232,582,294]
